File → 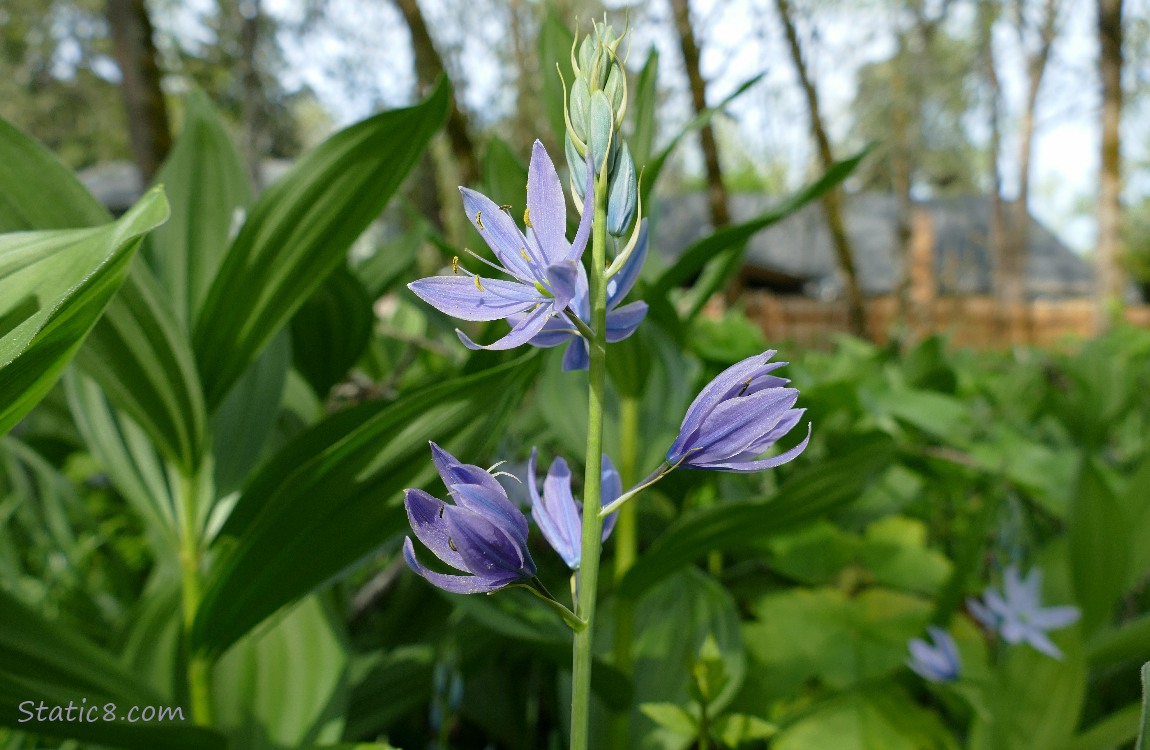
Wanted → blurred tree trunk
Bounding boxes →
[980,0,1009,308]
[774,0,867,338]
[238,0,264,186]
[394,0,479,186]
[1006,0,1059,304]
[1095,0,1124,330]
[670,0,730,231]
[106,0,171,183]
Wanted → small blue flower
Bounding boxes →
[666,351,811,472]
[907,626,961,683]
[513,222,649,371]
[526,449,620,569]
[408,140,593,351]
[403,442,536,594]
[968,565,1080,659]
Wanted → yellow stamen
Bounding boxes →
[474,274,485,292]
[475,211,484,230]
[451,256,460,274]
[738,377,753,397]
[520,248,530,262]
[448,538,457,552]
[524,207,532,228]
[499,203,512,213]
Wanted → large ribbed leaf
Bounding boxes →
[0,189,169,434]
[193,80,450,408]
[192,352,541,657]
[143,89,253,328]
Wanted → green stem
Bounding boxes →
[570,158,611,750]
[178,471,213,725]
[609,396,640,746]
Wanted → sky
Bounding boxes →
[264,0,1149,254]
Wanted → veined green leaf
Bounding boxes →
[0,590,225,749]
[0,115,109,230]
[629,49,660,169]
[1138,662,1150,750]
[144,89,253,328]
[194,80,450,408]
[192,352,541,658]
[0,188,169,434]
[1070,456,1128,635]
[618,434,895,598]
[291,266,374,398]
[75,261,207,470]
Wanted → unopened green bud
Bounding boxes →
[605,66,625,120]
[606,142,637,236]
[569,79,591,143]
[588,90,615,175]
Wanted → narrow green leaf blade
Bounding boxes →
[194,80,450,408]
[629,50,660,168]
[0,188,170,434]
[192,352,542,657]
[1070,456,1129,635]
[1138,662,1150,750]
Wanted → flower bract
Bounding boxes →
[403,442,536,594]
[514,221,649,371]
[408,140,593,351]
[967,565,1080,659]
[526,449,620,569]
[906,626,961,683]
[666,350,811,472]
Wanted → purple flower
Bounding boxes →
[907,626,961,683]
[666,350,811,472]
[968,565,1080,659]
[513,222,650,371]
[403,442,536,594]
[408,140,593,351]
[526,449,620,569]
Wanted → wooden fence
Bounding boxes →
[741,293,1150,349]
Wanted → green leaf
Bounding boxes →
[1069,456,1128,635]
[352,222,425,299]
[1088,613,1150,671]
[291,266,374,398]
[618,433,896,598]
[0,115,109,230]
[773,687,957,750]
[650,145,871,300]
[1139,662,1150,750]
[0,188,170,434]
[144,88,253,328]
[969,631,1086,750]
[639,702,698,736]
[745,587,931,696]
[193,80,450,408]
[0,590,226,749]
[628,49,660,168]
[192,352,541,658]
[627,570,745,748]
[74,262,207,471]
[713,713,778,746]
[1065,702,1142,750]
[538,9,576,144]
[212,596,348,749]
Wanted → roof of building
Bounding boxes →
[652,192,1094,299]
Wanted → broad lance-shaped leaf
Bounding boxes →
[194,79,450,408]
[0,188,169,434]
[191,351,542,658]
[0,112,208,472]
[0,590,226,749]
[144,88,253,329]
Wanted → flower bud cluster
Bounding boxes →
[563,20,639,238]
